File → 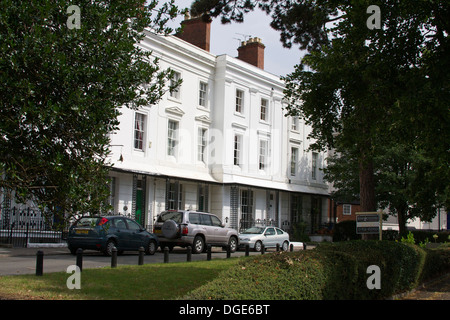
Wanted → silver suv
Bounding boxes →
[153,210,239,254]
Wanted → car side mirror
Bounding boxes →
[221,223,225,228]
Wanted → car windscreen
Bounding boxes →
[75,217,99,227]
[157,211,183,224]
[241,227,264,234]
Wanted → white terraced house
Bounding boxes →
[107,15,329,234]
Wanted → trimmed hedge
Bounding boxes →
[184,241,450,300]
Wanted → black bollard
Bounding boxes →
[276,243,280,252]
[261,244,265,255]
[36,250,44,276]
[207,245,212,261]
[226,245,231,259]
[76,248,83,272]
[245,244,250,257]
[111,247,117,268]
[164,247,169,263]
[187,246,192,262]
[138,247,145,265]
[290,243,294,252]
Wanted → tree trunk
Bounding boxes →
[396,204,408,237]
[359,155,376,212]
[359,150,377,240]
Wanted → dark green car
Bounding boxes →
[67,216,159,256]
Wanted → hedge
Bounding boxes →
[184,241,450,300]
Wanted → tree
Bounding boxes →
[0,0,184,222]
[191,0,449,217]
[324,140,444,235]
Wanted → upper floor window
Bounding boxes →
[259,140,268,170]
[235,89,244,114]
[167,120,178,157]
[290,147,298,176]
[233,134,242,167]
[134,113,145,150]
[312,152,318,180]
[260,98,268,121]
[343,204,352,215]
[197,127,207,163]
[199,82,208,107]
[169,71,181,99]
[291,117,299,131]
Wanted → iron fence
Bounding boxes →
[0,207,69,247]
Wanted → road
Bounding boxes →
[0,245,294,276]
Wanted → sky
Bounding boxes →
[169,0,305,77]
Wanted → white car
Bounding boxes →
[239,226,290,252]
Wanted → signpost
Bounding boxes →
[356,211,383,240]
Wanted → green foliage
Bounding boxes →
[0,1,184,219]
[184,241,450,300]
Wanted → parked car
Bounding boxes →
[153,210,239,254]
[67,216,159,256]
[239,226,290,252]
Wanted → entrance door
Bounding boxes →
[133,175,146,227]
[135,189,143,226]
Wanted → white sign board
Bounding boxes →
[356,212,382,239]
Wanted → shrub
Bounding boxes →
[332,220,360,241]
[184,241,450,300]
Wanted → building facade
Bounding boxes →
[107,16,329,234]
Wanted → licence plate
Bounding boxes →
[75,229,89,234]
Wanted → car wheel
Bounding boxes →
[146,240,157,255]
[254,240,262,252]
[282,241,289,252]
[104,239,116,256]
[228,236,238,253]
[68,246,78,255]
[192,236,205,254]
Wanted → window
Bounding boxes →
[312,152,318,180]
[127,219,141,231]
[260,98,268,121]
[290,194,302,225]
[233,134,241,166]
[169,71,181,99]
[235,89,244,113]
[240,189,254,230]
[197,127,207,163]
[167,120,178,156]
[343,204,352,215]
[290,147,298,176]
[211,215,222,227]
[199,82,208,107]
[167,182,183,210]
[134,113,145,150]
[291,117,299,131]
[200,214,212,226]
[259,140,268,170]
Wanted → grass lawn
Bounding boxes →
[0,258,240,300]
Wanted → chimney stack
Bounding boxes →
[237,37,265,69]
[176,13,212,52]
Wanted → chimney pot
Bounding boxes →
[176,14,211,52]
[237,37,265,69]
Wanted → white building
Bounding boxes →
[107,16,329,234]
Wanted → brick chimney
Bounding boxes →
[176,13,212,52]
[237,37,265,69]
